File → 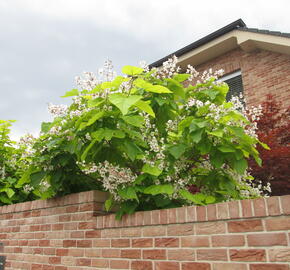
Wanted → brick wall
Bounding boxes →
[0,191,289,270]
[192,48,290,108]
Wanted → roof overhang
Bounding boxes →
[177,29,290,69]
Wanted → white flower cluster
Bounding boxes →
[120,81,131,94]
[75,60,116,94]
[186,98,210,110]
[199,68,225,83]
[78,160,137,200]
[229,95,245,112]
[139,60,150,73]
[85,133,92,141]
[48,103,68,117]
[0,165,5,179]
[43,165,54,171]
[156,55,181,79]
[77,161,98,174]
[141,114,166,170]
[226,168,271,198]
[23,184,34,193]
[247,105,263,122]
[69,109,83,118]
[39,179,51,192]
[69,96,92,119]
[18,133,35,146]
[98,59,117,82]
[75,71,99,91]
[165,119,178,133]
[97,161,137,199]
[186,64,199,81]
[17,133,36,158]
[184,94,263,140]
[49,126,62,135]
[164,159,198,199]
[229,94,263,138]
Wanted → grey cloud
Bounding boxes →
[0,0,289,138]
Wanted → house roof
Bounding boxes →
[238,27,290,39]
[150,19,290,69]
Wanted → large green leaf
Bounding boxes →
[109,93,142,115]
[134,79,172,94]
[168,144,187,159]
[122,65,143,76]
[178,116,194,132]
[165,78,185,98]
[143,184,174,195]
[172,74,190,82]
[91,128,125,141]
[105,197,113,211]
[179,189,205,205]
[30,171,46,187]
[122,115,144,127]
[134,100,155,117]
[61,89,79,98]
[218,145,236,153]
[116,201,138,220]
[207,129,223,137]
[41,122,53,133]
[197,139,212,154]
[233,158,248,174]
[0,188,15,198]
[105,129,125,140]
[122,140,142,161]
[0,195,12,204]
[146,85,172,94]
[190,129,203,143]
[88,98,105,108]
[81,138,98,161]
[118,186,138,201]
[210,151,224,168]
[142,164,162,176]
[258,141,270,150]
[16,168,34,187]
[85,111,104,128]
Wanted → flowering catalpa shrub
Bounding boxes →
[0,120,36,205]
[4,58,270,218]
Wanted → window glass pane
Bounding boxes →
[225,74,244,101]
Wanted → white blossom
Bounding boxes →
[139,60,149,72]
[156,55,181,79]
[48,103,68,117]
[186,65,199,81]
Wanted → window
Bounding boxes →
[220,70,244,101]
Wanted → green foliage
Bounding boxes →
[0,121,35,205]
[0,61,267,219]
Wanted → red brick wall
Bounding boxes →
[194,48,290,108]
[1,191,289,270]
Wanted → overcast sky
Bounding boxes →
[1,0,289,139]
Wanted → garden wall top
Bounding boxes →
[0,190,108,214]
[96,194,290,229]
[0,190,289,230]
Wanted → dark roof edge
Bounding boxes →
[238,27,290,38]
[149,19,246,68]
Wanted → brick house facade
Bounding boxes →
[150,19,290,108]
[195,48,290,108]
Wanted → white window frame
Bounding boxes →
[219,70,242,82]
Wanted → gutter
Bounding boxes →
[149,19,246,68]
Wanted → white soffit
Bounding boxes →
[177,30,290,68]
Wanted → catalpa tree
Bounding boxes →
[1,58,270,218]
